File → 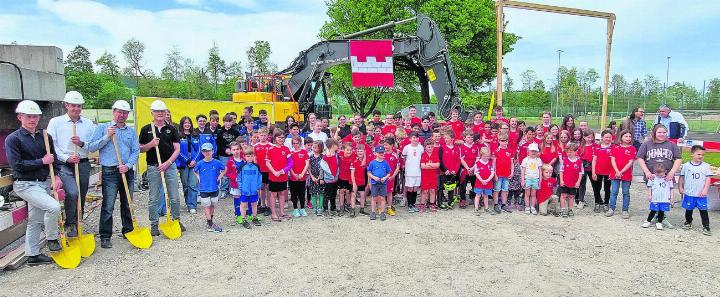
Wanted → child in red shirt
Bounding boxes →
[537,164,558,216]
[337,142,356,216]
[351,145,369,216]
[289,136,309,217]
[591,130,614,212]
[253,128,272,215]
[473,147,494,214]
[517,127,537,164]
[459,131,479,209]
[577,129,597,208]
[321,139,340,215]
[493,133,514,213]
[445,108,464,141]
[383,138,400,216]
[607,130,636,217]
[420,139,440,212]
[266,132,292,221]
[439,130,461,209]
[560,143,584,218]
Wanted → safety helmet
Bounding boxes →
[150,100,167,111]
[15,100,42,115]
[63,91,85,104]
[112,100,132,111]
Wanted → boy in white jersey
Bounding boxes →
[402,132,424,213]
[679,145,714,236]
[642,164,674,230]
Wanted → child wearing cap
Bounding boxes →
[237,147,262,229]
[194,142,226,232]
[368,145,392,221]
[521,142,543,215]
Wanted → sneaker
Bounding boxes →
[387,207,396,216]
[430,204,438,212]
[189,209,197,214]
[292,209,301,217]
[662,220,674,229]
[330,210,338,217]
[578,201,585,209]
[475,209,481,216]
[621,211,630,219]
[702,228,711,236]
[605,209,614,217]
[502,205,512,213]
[567,209,575,217]
[641,221,652,228]
[211,223,223,233]
[349,208,356,218]
[459,200,467,209]
[484,207,491,213]
[682,222,692,230]
[262,207,272,216]
[242,220,251,229]
[530,207,537,215]
[47,239,62,252]
[26,254,53,266]
[359,208,369,216]
[252,217,261,226]
[561,209,568,218]
[438,203,447,210]
[370,212,377,220]
[380,212,387,221]
[418,204,426,213]
[524,207,531,214]
[151,225,160,236]
[307,201,313,209]
[408,206,416,213]
[494,204,501,214]
[65,226,78,238]
[593,204,601,213]
[300,209,308,217]
[656,223,664,230]
[236,216,243,225]
[101,238,112,249]
[603,205,609,212]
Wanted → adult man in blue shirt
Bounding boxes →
[654,104,689,142]
[87,100,139,248]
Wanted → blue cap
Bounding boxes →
[374,145,385,153]
[201,143,214,151]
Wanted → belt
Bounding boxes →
[63,158,90,166]
[15,177,47,182]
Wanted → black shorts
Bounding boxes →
[559,186,578,196]
[337,179,352,190]
[357,184,366,192]
[261,172,269,184]
[268,181,287,192]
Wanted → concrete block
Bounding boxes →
[0,44,64,74]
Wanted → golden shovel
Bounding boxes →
[43,130,81,269]
[112,135,152,249]
[67,123,95,258]
[151,123,182,239]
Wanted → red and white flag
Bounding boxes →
[350,40,394,88]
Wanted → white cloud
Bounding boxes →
[174,0,203,6]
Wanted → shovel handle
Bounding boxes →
[150,123,173,220]
[72,123,83,233]
[111,135,139,224]
[43,130,69,244]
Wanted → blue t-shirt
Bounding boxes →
[193,158,225,193]
[367,159,391,185]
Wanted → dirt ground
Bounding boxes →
[1,182,719,297]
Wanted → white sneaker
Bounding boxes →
[656,223,664,230]
[189,209,196,214]
[530,208,538,215]
[641,221,652,228]
[524,207,531,214]
[578,202,585,209]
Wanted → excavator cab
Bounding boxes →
[233,75,303,122]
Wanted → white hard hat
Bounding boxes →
[112,100,132,111]
[15,100,42,115]
[150,100,167,111]
[63,91,85,104]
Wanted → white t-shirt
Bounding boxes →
[521,156,543,179]
[648,177,673,203]
[308,131,328,144]
[680,161,713,197]
[402,143,424,177]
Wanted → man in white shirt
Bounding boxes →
[654,104,689,141]
[402,132,424,213]
[46,91,96,237]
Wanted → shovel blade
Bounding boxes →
[49,240,81,269]
[159,219,182,240]
[125,227,153,249]
[68,233,96,258]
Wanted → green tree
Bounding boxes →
[95,51,120,77]
[520,69,537,91]
[92,75,134,109]
[66,72,101,102]
[246,40,274,75]
[65,45,93,75]
[121,38,147,78]
[161,46,185,81]
[207,42,227,92]
[706,78,720,108]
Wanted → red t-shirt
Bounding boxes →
[445,120,465,140]
[471,122,485,135]
[267,145,290,182]
[610,145,636,181]
[323,154,339,178]
[384,152,399,174]
[410,117,422,126]
[539,145,558,165]
[441,144,462,173]
[460,143,479,170]
[420,147,440,177]
[508,130,520,153]
[494,147,514,178]
[537,177,557,204]
[580,143,596,172]
[561,157,583,187]
[338,152,355,181]
[594,144,613,175]
[381,125,397,137]
[350,155,368,186]
[254,142,272,172]
[289,149,309,181]
[474,159,494,189]
[491,117,510,125]
[517,139,533,163]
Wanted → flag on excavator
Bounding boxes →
[349,40,394,88]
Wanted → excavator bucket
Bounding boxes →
[159,219,181,240]
[67,227,95,258]
[49,238,81,269]
[125,223,153,249]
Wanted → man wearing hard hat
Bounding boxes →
[138,100,185,235]
[46,91,97,238]
[4,100,63,265]
[86,100,139,248]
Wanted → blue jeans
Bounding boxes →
[609,179,631,211]
[147,164,181,225]
[100,167,135,239]
[218,156,229,196]
[178,166,198,210]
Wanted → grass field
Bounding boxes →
[682,150,720,166]
[517,116,719,133]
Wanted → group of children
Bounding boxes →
[185,105,714,236]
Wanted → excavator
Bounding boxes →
[233,14,461,121]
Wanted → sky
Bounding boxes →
[2,0,718,91]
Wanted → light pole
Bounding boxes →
[664,56,671,104]
[556,49,563,118]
